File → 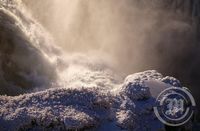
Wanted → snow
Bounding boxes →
[0,0,197,130]
[0,70,186,130]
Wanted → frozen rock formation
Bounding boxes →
[0,70,186,131]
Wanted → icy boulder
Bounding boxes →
[116,70,182,130]
[119,70,163,100]
[0,70,184,130]
[120,70,182,100]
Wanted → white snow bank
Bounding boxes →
[0,70,184,130]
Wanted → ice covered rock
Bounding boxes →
[161,76,182,87]
[119,70,162,100]
[116,70,182,130]
[0,70,184,130]
[0,88,110,130]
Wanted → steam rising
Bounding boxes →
[22,1,200,113]
[0,0,200,124]
[23,0,199,78]
[23,0,156,74]
[1,0,200,105]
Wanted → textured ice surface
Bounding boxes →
[0,70,185,131]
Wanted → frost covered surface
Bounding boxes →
[0,70,186,130]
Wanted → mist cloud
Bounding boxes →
[22,0,200,99]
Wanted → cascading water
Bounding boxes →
[0,0,123,96]
[22,0,200,116]
[0,0,200,130]
[0,0,60,95]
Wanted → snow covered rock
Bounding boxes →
[120,70,162,100]
[116,70,182,130]
[0,88,110,130]
[0,70,184,130]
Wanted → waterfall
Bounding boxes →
[0,0,199,130]
[0,0,60,95]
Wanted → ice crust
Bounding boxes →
[0,70,184,130]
